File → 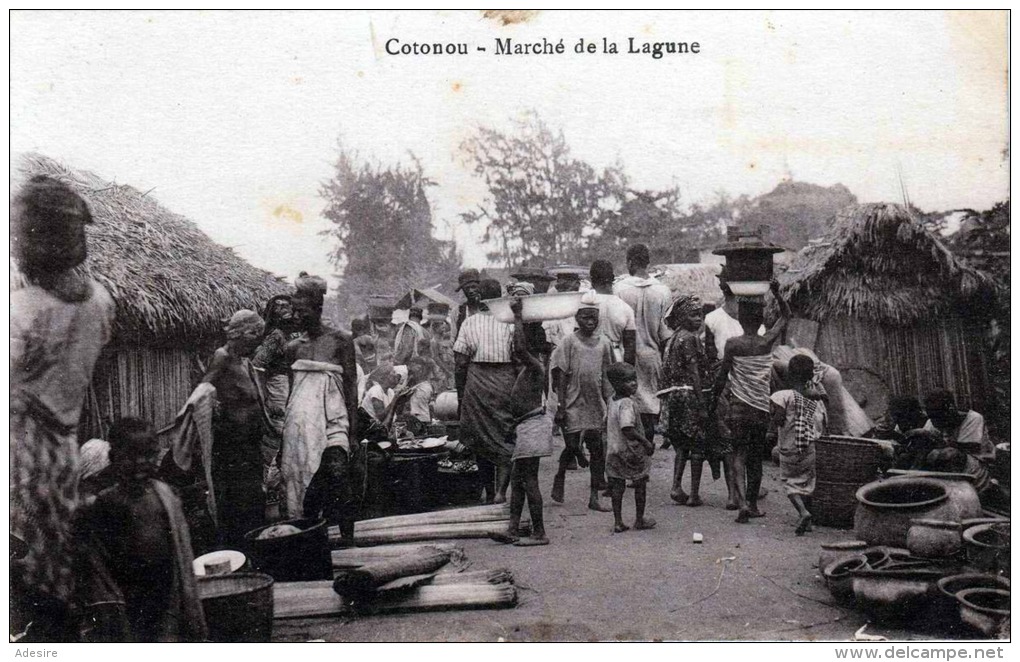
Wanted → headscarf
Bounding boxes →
[78,439,111,483]
[224,309,265,340]
[262,294,294,334]
[664,293,703,323]
[12,175,93,275]
[294,272,327,302]
[507,281,535,296]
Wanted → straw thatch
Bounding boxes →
[779,203,996,325]
[650,263,725,306]
[13,153,289,346]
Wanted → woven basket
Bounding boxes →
[813,480,861,529]
[198,572,274,642]
[816,436,884,484]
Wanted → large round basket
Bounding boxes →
[198,572,274,642]
[813,437,885,528]
[815,436,884,484]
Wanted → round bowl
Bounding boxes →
[483,291,584,323]
[824,555,867,606]
[194,550,247,577]
[963,523,1010,575]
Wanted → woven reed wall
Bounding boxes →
[81,347,203,439]
[815,316,988,410]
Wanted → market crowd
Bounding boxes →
[10,176,1000,642]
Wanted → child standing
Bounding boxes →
[770,354,827,536]
[76,418,207,642]
[503,296,553,546]
[605,362,656,533]
[551,293,614,511]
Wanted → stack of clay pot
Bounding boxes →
[817,472,1010,636]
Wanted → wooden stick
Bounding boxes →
[352,504,510,532]
[331,543,463,568]
[331,521,510,548]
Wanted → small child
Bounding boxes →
[605,362,656,533]
[769,354,827,536]
[502,296,553,546]
[551,293,614,511]
[77,417,206,641]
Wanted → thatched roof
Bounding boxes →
[650,263,725,306]
[779,203,996,325]
[13,153,290,346]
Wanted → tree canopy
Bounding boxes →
[320,145,461,320]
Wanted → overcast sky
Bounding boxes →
[11,10,1008,287]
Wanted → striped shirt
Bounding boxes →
[453,312,514,363]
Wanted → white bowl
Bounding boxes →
[727,281,771,296]
[484,292,585,323]
[193,550,246,576]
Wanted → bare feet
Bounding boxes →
[670,490,689,505]
[747,509,766,518]
[493,494,507,505]
[795,515,812,536]
[725,502,739,511]
[686,495,703,507]
[490,530,520,544]
[634,518,657,530]
[735,510,751,524]
[588,499,612,513]
[513,536,550,546]
[613,522,630,533]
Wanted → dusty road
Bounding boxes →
[274,441,931,642]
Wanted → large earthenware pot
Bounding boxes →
[956,588,1010,638]
[906,519,963,559]
[823,555,867,607]
[851,566,945,624]
[818,540,869,571]
[854,476,982,548]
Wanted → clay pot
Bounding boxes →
[907,519,963,558]
[957,588,1011,638]
[433,390,458,422]
[963,523,1011,576]
[854,476,981,548]
[851,566,946,624]
[823,555,867,606]
[934,573,1011,631]
[818,540,868,571]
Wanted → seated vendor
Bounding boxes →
[923,390,995,463]
[401,357,435,437]
[873,395,929,442]
[359,364,411,437]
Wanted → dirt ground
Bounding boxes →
[274,438,938,643]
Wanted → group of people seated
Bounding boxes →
[874,390,1000,501]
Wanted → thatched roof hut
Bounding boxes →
[778,203,997,416]
[13,153,289,435]
[15,153,288,346]
[781,203,995,324]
